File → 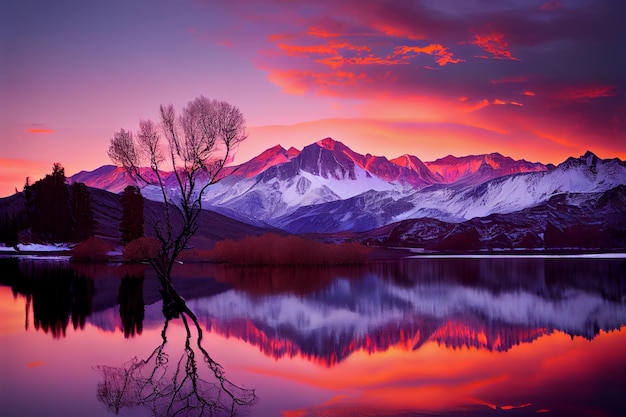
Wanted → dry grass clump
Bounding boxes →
[70,236,117,262]
[123,237,160,262]
[212,233,371,266]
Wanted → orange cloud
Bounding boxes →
[27,128,55,134]
[277,40,369,58]
[493,99,523,106]
[394,44,465,66]
[470,32,519,61]
[316,55,403,69]
[522,91,536,96]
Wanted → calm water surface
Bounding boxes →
[1,256,625,417]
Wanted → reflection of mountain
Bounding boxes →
[177,258,626,366]
[3,257,625,365]
[195,316,550,367]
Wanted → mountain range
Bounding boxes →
[69,138,626,250]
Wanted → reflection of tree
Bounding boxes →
[118,272,144,338]
[96,287,256,416]
[9,261,94,338]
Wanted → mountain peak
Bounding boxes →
[286,147,301,158]
[581,150,599,164]
[317,137,340,150]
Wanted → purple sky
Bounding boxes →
[1,0,624,196]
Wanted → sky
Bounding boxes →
[1,0,624,197]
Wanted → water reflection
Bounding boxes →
[1,258,94,338]
[184,258,626,366]
[0,256,625,416]
[118,273,144,338]
[96,288,256,417]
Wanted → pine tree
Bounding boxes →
[120,185,144,244]
[70,182,95,242]
[31,163,71,242]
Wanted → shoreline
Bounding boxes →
[2,246,626,262]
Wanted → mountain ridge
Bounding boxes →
[65,138,626,237]
[69,137,551,193]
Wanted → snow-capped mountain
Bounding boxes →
[69,138,626,235]
[70,165,140,194]
[194,138,563,229]
[269,149,626,233]
[424,152,547,185]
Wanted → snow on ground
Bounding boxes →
[0,243,72,252]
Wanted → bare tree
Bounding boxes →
[108,96,247,284]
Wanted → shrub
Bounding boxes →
[123,237,160,262]
[70,236,116,262]
[213,234,371,266]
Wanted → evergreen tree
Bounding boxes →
[31,163,71,242]
[120,186,144,244]
[70,182,95,242]
[5,213,19,247]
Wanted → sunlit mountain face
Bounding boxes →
[4,257,624,367]
[68,138,626,244]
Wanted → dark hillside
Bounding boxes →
[88,188,278,249]
[1,187,280,249]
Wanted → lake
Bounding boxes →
[1,255,625,417]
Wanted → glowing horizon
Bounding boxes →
[1,0,624,197]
